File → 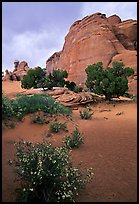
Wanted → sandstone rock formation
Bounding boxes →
[46,12,137,94]
[3,61,32,81]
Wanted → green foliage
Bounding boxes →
[73,86,83,93]
[65,91,70,94]
[63,128,84,149]
[11,140,93,202]
[50,122,68,133]
[2,95,14,120]
[65,81,76,91]
[43,69,69,90]
[79,109,94,120]
[21,67,46,89]
[2,94,71,121]
[30,114,49,125]
[86,104,92,112]
[85,62,134,100]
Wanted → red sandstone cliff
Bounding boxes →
[46,13,137,93]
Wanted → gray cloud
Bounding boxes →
[2,2,83,71]
[81,2,137,20]
[2,2,137,72]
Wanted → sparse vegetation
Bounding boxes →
[86,104,92,112]
[99,109,111,112]
[2,95,14,120]
[65,91,70,94]
[50,122,68,133]
[116,111,124,115]
[80,109,94,120]
[63,128,84,149]
[30,114,49,125]
[2,94,72,121]
[73,86,83,93]
[10,140,93,202]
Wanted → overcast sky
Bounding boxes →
[2,2,137,72]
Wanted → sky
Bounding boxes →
[2,2,137,72]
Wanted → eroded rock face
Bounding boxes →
[3,61,32,81]
[46,51,62,73]
[46,12,137,94]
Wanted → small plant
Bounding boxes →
[46,132,53,137]
[123,92,134,98]
[9,121,16,128]
[63,128,84,149]
[31,115,47,125]
[10,140,93,202]
[79,109,94,119]
[86,104,92,112]
[99,109,111,112]
[50,122,68,133]
[65,91,70,94]
[116,111,124,116]
[2,95,14,120]
[133,95,137,103]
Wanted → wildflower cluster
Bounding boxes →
[11,140,93,202]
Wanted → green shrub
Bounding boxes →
[65,81,76,91]
[73,86,83,93]
[63,128,84,149]
[2,95,14,120]
[11,94,71,120]
[86,104,92,112]
[85,61,134,100]
[11,140,93,202]
[65,91,70,94]
[79,109,94,120]
[30,114,49,125]
[50,122,68,133]
[21,67,46,89]
[38,69,69,90]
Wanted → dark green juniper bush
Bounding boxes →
[85,61,134,100]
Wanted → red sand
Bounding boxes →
[2,81,137,202]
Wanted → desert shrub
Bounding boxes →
[85,61,134,100]
[50,122,68,133]
[133,95,137,103]
[21,67,46,89]
[2,95,14,120]
[63,128,84,149]
[11,140,93,202]
[123,92,134,98]
[39,69,69,90]
[11,94,72,120]
[65,81,76,91]
[65,91,70,94]
[86,104,92,112]
[30,114,49,125]
[73,86,83,93]
[79,109,94,120]
[116,111,124,116]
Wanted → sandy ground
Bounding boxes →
[2,81,137,202]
